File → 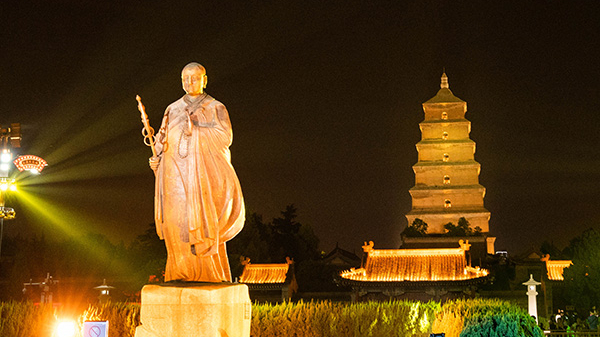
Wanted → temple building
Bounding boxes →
[340,240,488,301]
[238,257,297,302]
[403,73,495,259]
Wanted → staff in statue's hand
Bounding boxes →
[136,95,160,171]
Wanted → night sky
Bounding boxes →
[2,1,599,256]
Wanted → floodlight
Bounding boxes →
[55,320,76,337]
[0,150,11,163]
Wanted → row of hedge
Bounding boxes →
[0,298,542,336]
[251,300,439,336]
[0,301,56,337]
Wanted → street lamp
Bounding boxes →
[0,177,17,259]
[0,124,25,262]
[0,146,16,259]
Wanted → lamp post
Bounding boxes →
[0,125,21,261]
[0,147,17,260]
[523,274,541,323]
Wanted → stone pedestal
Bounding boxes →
[135,283,251,337]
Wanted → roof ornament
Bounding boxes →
[541,254,550,262]
[459,239,471,251]
[362,241,374,253]
[286,257,294,265]
[240,256,251,266]
[441,71,449,89]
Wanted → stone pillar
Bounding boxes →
[135,283,251,337]
[486,237,496,254]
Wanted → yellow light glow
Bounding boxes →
[14,188,131,273]
[9,184,17,192]
[55,320,76,337]
[0,183,7,191]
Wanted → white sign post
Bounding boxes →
[83,321,109,337]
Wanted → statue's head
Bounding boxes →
[181,62,207,96]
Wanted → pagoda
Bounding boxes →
[404,73,495,256]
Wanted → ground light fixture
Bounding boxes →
[54,320,76,337]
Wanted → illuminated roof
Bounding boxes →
[545,260,572,281]
[239,259,291,284]
[424,73,465,104]
[340,241,488,283]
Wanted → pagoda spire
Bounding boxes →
[441,72,449,89]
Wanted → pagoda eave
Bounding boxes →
[409,184,486,191]
[417,139,475,146]
[339,276,488,288]
[406,209,490,216]
[420,119,470,125]
[413,160,480,168]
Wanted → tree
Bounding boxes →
[443,217,482,236]
[128,223,168,285]
[540,240,564,259]
[227,212,272,277]
[402,218,428,237]
[270,204,320,263]
[562,228,600,313]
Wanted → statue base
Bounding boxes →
[135,282,251,337]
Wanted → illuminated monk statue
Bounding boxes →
[149,62,245,282]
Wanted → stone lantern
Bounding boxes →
[522,274,541,323]
[94,279,115,304]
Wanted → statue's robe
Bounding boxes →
[154,93,245,282]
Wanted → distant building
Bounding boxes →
[321,243,361,268]
[339,240,488,301]
[541,254,572,318]
[239,257,297,302]
[404,73,495,258]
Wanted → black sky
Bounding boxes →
[2,0,599,256]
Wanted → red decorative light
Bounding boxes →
[13,155,47,173]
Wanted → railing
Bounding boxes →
[544,330,600,337]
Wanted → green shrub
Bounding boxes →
[432,298,543,337]
[0,301,56,336]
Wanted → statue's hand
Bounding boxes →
[149,156,160,171]
[190,112,217,128]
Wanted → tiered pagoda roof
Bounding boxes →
[340,240,488,285]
